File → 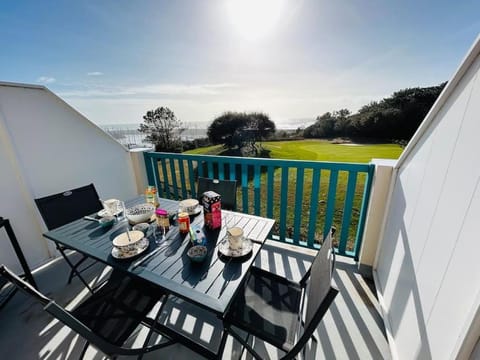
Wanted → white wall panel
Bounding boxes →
[0,84,138,267]
[427,180,480,359]
[376,44,480,359]
[0,116,49,271]
[0,86,137,200]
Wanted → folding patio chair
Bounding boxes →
[223,231,338,359]
[0,265,172,359]
[197,177,237,210]
[35,184,104,292]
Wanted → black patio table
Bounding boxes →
[43,196,274,357]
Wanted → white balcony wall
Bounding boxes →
[0,82,138,270]
[375,37,480,359]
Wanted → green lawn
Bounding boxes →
[185,139,403,163]
[182,139,403,250]
[262,139,403,162]
[184,145,223,155]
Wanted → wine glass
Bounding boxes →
[117,201,132,242]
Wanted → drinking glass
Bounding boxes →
[117,201,127,223]
[154,224,166,245]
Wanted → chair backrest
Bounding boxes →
[197,177,237,210]
[0,264,121,356]
[0,264,50,306]
[299,228,335,287]
[284,231,338,359]
[35,183,103,230]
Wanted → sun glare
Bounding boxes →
[225,0,287,41]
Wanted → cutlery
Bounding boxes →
[84,216,115,227]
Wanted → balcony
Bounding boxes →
[2,37,480,360]
[0,248,390,359]
[0,150,390,359]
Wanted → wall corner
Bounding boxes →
[358,158,397,278]
[129,148,153,196]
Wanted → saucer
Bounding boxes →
[111,238,149,259]
[98,208,121,217]
[218,237,253,257]
[188,205,202,216]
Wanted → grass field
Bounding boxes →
[185,139,403,163]
[184,144,223,155]
[262,139,403,163]
[182,139,403,251]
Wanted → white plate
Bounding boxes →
[218,237,253,258]
[98,208,121,217]
[111,238,149,259]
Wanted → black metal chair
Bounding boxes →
[223,231,338,359]
[34,184,104,292]
[0,264,172,359]
[197,177,237,210]
[0,217,38,310]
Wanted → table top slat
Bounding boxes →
[44,196,274,315]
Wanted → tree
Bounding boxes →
[242,112,276,154]
[249,112,276,140]
[332,109,351,136]
[303,82,446,141]
[303,112,336,138]
[138,107,184,152]
[207,112,276,154]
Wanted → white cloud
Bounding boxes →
[87,71,104,76]
[36,76,56,84]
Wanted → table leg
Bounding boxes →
[55,243,93,293]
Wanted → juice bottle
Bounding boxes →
[145,186,159,207]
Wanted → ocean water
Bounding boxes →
[100,123,207,148]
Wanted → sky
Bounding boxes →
[1,0,479,129]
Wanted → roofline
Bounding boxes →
[41,87,130,152]
[0,81,46,90]
[395,34,480,169]
[0,80,129,152]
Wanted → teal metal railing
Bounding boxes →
[144,152,375,260]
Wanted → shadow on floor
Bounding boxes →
[0,251,391,359]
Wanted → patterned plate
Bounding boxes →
[111,238,149,259]
[218,237,253,258]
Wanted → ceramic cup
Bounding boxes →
[178,198,199,214]
[227,227,244,250]
[112,230,144,252]
[102,198,119,216]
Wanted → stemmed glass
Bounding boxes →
[117,201,132,242]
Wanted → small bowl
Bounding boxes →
[112,230,144,252]
[99,216,115,228]
[187,245,207,262]
[132,222,150,233]
[126,203,155,224]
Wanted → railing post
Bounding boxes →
[140,152,377,259]
[358,159,397,278]
[130,148,153,195]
